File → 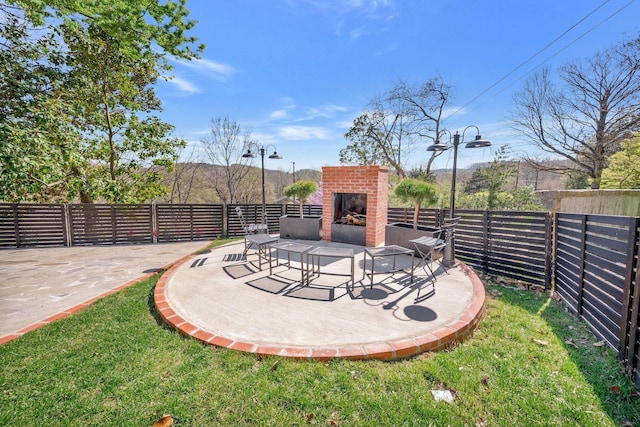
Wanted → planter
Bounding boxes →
[279,215,322,240]
[385,223,441,252]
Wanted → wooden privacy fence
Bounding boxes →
[1,202,638,384]
[553,213,639,384]
[454,210,552,289]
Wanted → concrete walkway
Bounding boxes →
[0,241,212,343]
[156,239,486,360]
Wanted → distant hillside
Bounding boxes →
[434,159,569,191]
[155,162,322,204]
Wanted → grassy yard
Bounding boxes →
[1,244,638,426]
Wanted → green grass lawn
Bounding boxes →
[1,245,638,426]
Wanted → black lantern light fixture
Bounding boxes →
[242,144,282,226]
[426,125,491,267]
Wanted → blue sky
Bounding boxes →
[156,0,640,173]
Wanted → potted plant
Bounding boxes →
[279,180,322,240]
[385,178,441,249]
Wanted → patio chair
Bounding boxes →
[430,216,460,270]
[235,206,269,234]
[410,217,460,285]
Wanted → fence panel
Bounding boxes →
[624,222,639,386]
[555,213,637,353]
[69,204,152,245]
[285,204,323,217]
[155,204,223,242]
[455,210,549,287]
[387,207,441,227]
[227,204,284,237]
[0,203,67,248]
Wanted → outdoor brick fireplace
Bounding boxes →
[322,165,389,246]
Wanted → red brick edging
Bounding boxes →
[154,255,486,361]
[0,242,214,346]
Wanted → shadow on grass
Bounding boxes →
[484,277,639,425]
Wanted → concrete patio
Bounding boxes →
[156,238,485,360]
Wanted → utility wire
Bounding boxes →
[442,0,632,127]
[453,0,638,135]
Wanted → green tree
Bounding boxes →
[394,178,439,229]
[59,23,185,202]
[600,134,640,189]
[466,146,517,210]
[564,172,591,189]
[0,1,202,202]
[284,181,318,218]
[0,9,79,202]
[11,0,204,62]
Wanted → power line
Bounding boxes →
[442,0,635,127]
[453,0,638,127]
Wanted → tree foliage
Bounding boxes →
[284,180,318,218]
[0,1,202,202]
[600,133,640,189]
[394,178,439,228]
[463,146,517,210]
[0,8,82,202]
[511,33,640,189]
[9,0,204,62]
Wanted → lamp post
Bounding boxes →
[242,144,282,226]
[427,125,491,267]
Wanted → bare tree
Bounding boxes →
[511,34,640,189]
[200,116,256,204]
[163,144,200,203]
[340,77,448,178]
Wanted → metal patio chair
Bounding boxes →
[410,217,460,289]
[235,206,269,235]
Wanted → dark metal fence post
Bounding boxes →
[618,217,639,362]
[12,204,21,248]
[577,216,588,316]
[544,211,555,290]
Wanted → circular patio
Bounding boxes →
[154,239,485,360]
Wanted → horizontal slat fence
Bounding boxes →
[155,204,223,242]
[387,207,441,227]
[454,210,551,288]
[0,203,67,248]
[227,204,286,237]
[285,204,323,217]
[69,204,153,245]
[554,214,639,366]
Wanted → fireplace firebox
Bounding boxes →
[331,193,367,245]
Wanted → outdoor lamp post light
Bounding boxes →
[426,125,491,267]
[242,144,282,226]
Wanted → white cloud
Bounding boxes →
[350,27,366,39]
[174,57,237,82]
[270,109,289,119]
[165,76,200,94]
[303,104,348,120]
[279,126,332,140]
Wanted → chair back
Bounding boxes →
[437,217,460,243]
[234,206,249,231]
